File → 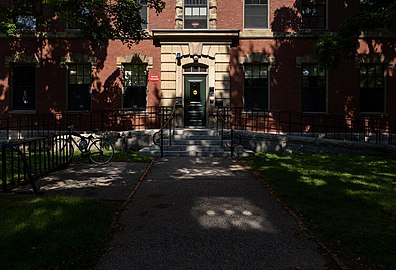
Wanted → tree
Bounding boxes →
[315,0,396,67]
[0,0,166,48]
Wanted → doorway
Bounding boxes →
[184,75,206,127]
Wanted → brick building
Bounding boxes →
[0,0,395,129]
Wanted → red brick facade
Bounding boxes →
[0,0,395,127]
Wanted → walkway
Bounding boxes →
[93,157,335,270]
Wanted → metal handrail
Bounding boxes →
[153,104,177,157]
[217,107,242,157]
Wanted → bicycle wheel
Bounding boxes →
[88,139,114,164]
[50,137,74,164]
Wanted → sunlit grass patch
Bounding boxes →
[245,153,396,269]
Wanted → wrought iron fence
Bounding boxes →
[1,134,72,193]
[217,107,396,145]
[0,106,173,141]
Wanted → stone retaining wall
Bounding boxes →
[235,131,396,156]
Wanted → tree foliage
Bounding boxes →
[315,0,396,67]
[0,0,166,48]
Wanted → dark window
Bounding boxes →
[244,64,269,110]
[244,0,268,29]
[123,64,147,109]
[183,66,207,73]
[184,0,207,29]
[302,64,326,112]
[301,0,326,29]
[139,0,148,29]
[68,64,92,111]
[13,0,40,30]
[360,64,385,113]
[12,65,36,110]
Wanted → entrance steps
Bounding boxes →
[139,128,254,157]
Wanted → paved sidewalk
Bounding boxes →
[95,157,334,270]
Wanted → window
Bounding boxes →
[139,0,148,29]
[184,0,207,29]
[244,64,269,110]
[12,65,36,110]
[123,64,147,109]
[13,0,39,30]
[301,0,326,29]
[183,66,207,73]
[68,64,92,111]
[360,64,385,113]
[302,64,326,112]
[244,0,268,29]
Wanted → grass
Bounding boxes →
[0,196,119,270]
[0,148,151,268]
[244,153,396,269]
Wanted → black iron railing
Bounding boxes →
[217,107,396,145]
[153,104,177,157]
[217,108,242,157]
[0,106,174,141]
[1,134,72,194]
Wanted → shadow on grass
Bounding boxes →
[0,196,118,269]
[245,153,396,269]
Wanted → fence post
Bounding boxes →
[160,128,164,157]
[2,143,7,192]
[6,115,10,141]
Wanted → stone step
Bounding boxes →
[173,129,219,136]
[139,148,252,157]
[141,128,253,157]
[172,134,222,140]
[161,139,225,146]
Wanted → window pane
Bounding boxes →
[302,64,326,112]
[359,64,384,113]
[15,15,36,30]
[244,5,268,28]
[68,84,91,111]
[244,64,269,110]
[301,0,326,29]
[12,65,36,110]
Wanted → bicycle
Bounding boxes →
[51,125,114,164]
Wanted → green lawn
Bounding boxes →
[0,196,119,270]
[244,153,396,269]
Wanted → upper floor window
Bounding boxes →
[139,0,148,29]
[301,0,326,29]
[244,64,269,110]
[12,65,36,110]
[13,0,40,30]
[302,64,326,113]
[123,64,148,109]
[360,64,385,113]
[184,0,207,29]
[244,0,268,29]
[68,64,92,111]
